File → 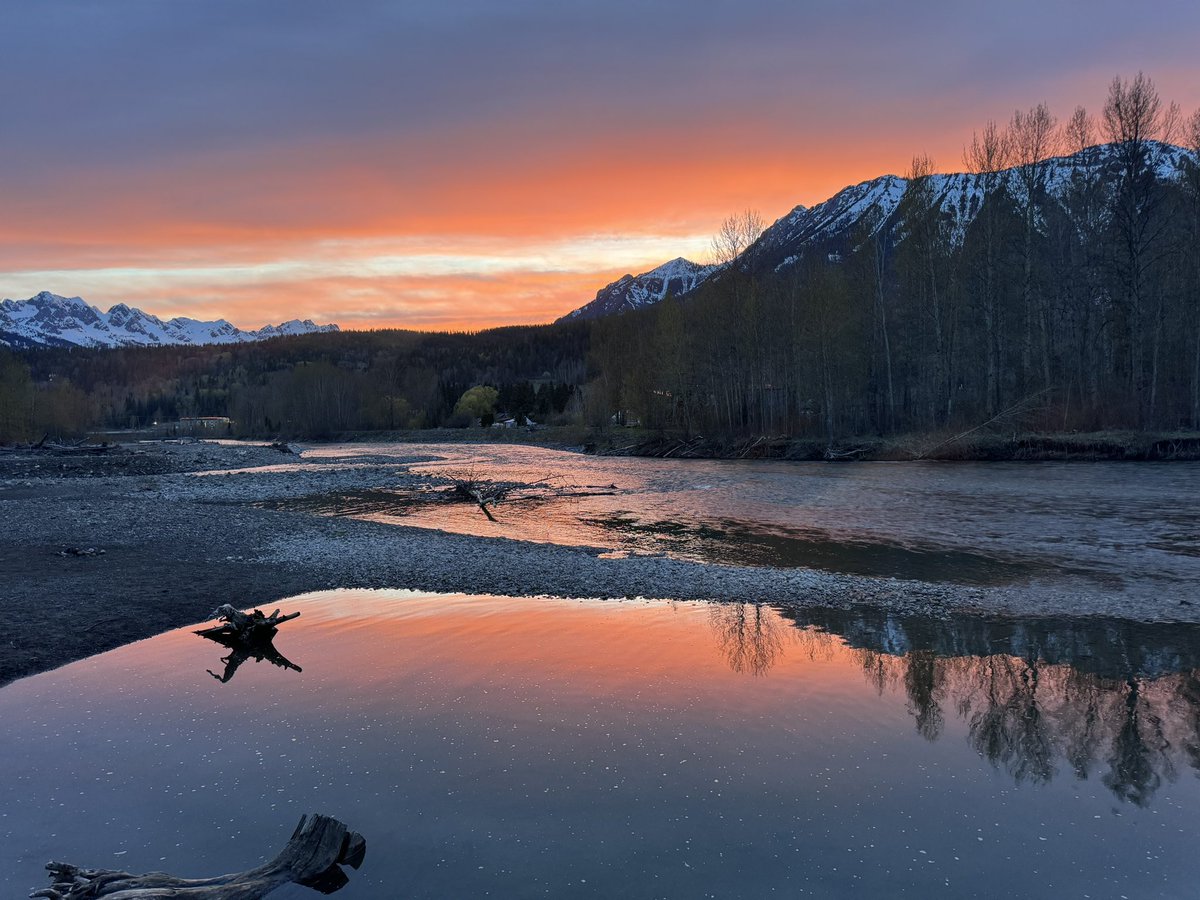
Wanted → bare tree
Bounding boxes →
[1101,73,1180,424]
[1063,105,1094,155]
[1103,71,1180,147]
[710,208,765,268]
[900,154,956,424]
[964,121,1011,414]
[1186,109,1200,427]
[1009,102,1059,390]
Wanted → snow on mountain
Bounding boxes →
[560,141,1199,320]
[557,257,718,322]
[0,292,339,349]
[744,141,1196,274]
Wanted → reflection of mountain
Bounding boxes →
[715,602,1200,806]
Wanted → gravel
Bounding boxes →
[2,440,1192,687]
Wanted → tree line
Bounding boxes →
[0,325,586,441]
[588,73,1200,440]
[2,73,1197,445]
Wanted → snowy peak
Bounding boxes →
[0,293,340,349]
[560,141,1198,320]
[558,257,718,322]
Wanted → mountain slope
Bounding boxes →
[742,140,1196,275]
[557,257,718,322]
[560,141,1198,319]
[0,292,339,349]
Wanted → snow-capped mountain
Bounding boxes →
[559,141,1198,320]
[742,140,1195,275]
[558,257,718,322]
[0,292,339,349]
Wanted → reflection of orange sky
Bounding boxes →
[174,592,868,712]
[0,120,947,330]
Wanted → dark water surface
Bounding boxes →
[251,444,1200,599]
[4,591,1200,898]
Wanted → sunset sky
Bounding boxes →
[3,1,1199,331]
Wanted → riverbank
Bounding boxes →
[591,428,1200,461]
[91,426,1200,462]
[3,440,1197,687]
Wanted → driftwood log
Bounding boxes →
[449,474,566,522]
[195,606,302,683]
[196,605,300,642]
[32,813,366,898]
[0,435,116,455]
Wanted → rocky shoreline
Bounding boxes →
[2,440,1195,687]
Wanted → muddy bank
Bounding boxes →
[2,440,1196,687]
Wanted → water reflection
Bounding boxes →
[732,603,1200,806]
[237,443,1200,602]
[197,627,303,683]
[5,591,1200,898]
[708,602,791,675]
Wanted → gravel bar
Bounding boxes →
[2,440,1192,687]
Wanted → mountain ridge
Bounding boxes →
[0,291,339,349]
[560,140,1198,321]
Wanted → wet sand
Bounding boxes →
[2,440,1194,687]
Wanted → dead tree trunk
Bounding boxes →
[32,813,366,899]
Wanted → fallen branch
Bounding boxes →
[913,389,1053,460]
[447,472,563,521]
[32,813,366,898]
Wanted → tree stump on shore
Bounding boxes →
[31,813,366,898]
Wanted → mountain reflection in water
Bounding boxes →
[4,591,1200,899]
[712,602,1200,806]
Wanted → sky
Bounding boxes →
[3,1,1199,331]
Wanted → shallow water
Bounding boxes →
[251,443,1200,598]
[3,591,1200,898]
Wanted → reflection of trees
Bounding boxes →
[772,609,1195,806]
[749,605,1200,806]
[1102,679,1169,806]
[709,603,788,676]
[960,656,1057,783]
[903,649,945,741]
[906,653,1192,805]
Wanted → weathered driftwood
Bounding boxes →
[449,474,564,522]
[32,813,365,899]
[268,441,300,455]
[1,436,116,455]
[195,606,302,683]
[197,605,300,641]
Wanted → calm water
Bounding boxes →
[251,443,1200,599]
[4,591,1200,898]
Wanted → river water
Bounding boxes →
[3,591,1200,898]
[267,443,1200,602]
[6,447,1197,896]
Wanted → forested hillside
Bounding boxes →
[590,77,1200,439]
[0,325,587,440]
[2,75,1197,446]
